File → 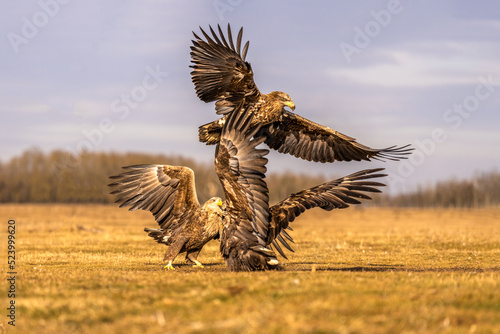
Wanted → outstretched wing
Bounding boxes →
[108,165,200,231]
[259,111,413,162]
[199,112,413,162]
[267,168,387,258]
[190,24,260,115]
[215,105,270,244]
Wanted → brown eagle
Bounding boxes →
[108,165,224,270]
[108,108,387,271]
[190,24,413,163]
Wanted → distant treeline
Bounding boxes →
[1,148,499,208]
[378,170,500,208]
[0,148,327,205]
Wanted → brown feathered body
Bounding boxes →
[144,197,223,263]
[108,165,224,269]
[215,106,280,271]
[190,25,412,163]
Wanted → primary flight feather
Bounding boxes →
[190,24,413,163]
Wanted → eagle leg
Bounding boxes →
[162,236,188,270]
[185,248,204,268]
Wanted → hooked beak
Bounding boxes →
[216,198,223,207]
[284,101,295,111]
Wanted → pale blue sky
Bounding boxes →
[1,1,499,193]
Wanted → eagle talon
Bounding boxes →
[192,260,204,268]
[164,262,175,270]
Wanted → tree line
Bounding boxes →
[1,148,499,208]
[377,169,500,208]
[0,148,328,205]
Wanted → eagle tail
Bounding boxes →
[226,245,282,271]
[144,228,170,244]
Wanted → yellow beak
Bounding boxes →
[216,199,223,207]
[284,101,295,111]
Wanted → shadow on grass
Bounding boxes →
[141,261,500,273]
[291,263,500,273]
[143,262,226,271]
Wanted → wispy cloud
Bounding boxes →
[330,42,500,87]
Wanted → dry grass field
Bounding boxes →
[0,204,499,334]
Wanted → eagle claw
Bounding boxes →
[164,262,175,270]
[192,260,204,268]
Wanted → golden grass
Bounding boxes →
[0,204,499,333]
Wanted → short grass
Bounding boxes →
[0,204,499,334]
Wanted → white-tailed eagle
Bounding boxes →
[190,24,413,163]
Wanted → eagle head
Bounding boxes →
[204,197,224,217]
[268,91,295,111]
[203,197,225,236]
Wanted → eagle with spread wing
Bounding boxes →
[108,108,387,271]
[190,24,412,163]
[108,165,224,270]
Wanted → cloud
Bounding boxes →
[330,41,500,87]
[1,96,52,114]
